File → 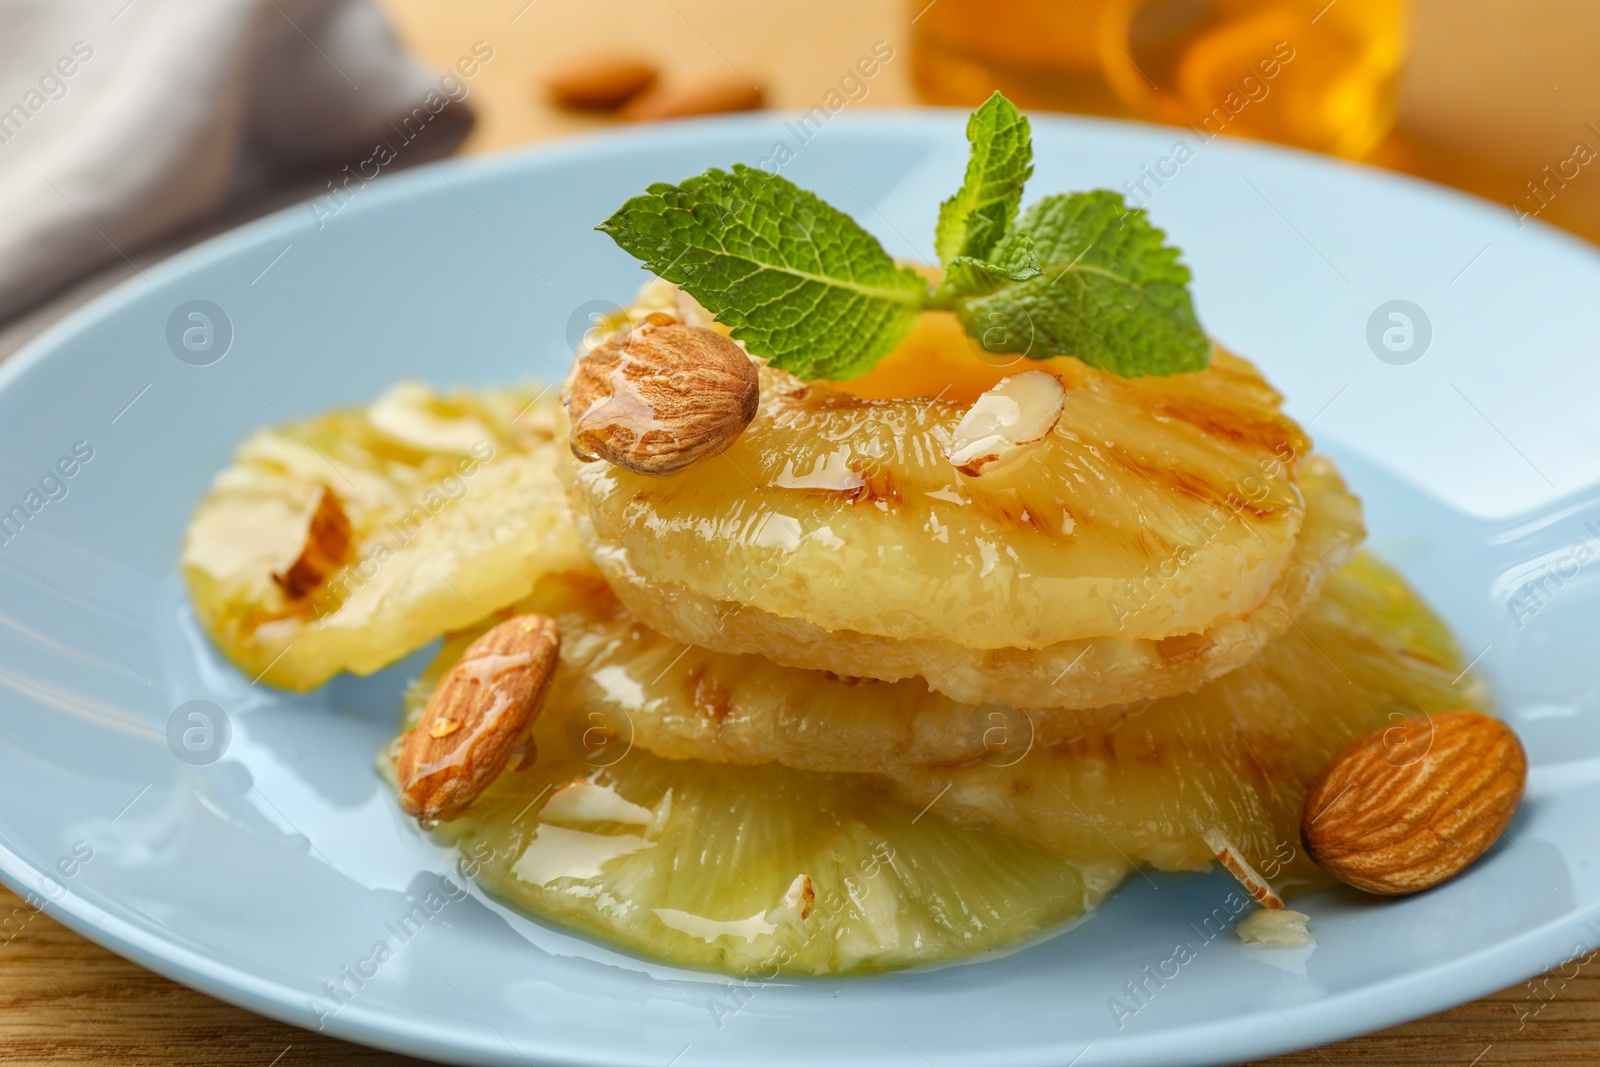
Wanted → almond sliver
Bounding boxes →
[946,370,1064,477]
[1202,828,1285,909]
[539,780,656,827]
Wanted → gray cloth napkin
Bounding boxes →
[0,0,474,321]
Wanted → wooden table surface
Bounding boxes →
[5,1,1597,1064]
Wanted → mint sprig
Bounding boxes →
[596,92,1209,380]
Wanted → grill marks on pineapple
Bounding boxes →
[1139,355,1305,456]
[1110,452,1286,522]
[746,357,1303,556]
[751,422,1286,559]
[1149,396,1303,459]
[962,493,1077,546]
[1066,409,1298,521]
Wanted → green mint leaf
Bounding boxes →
[940,258,1020,300]
[596,164,927,380]
[996,232,1043,279]
[934,92,1033,267]
[951,191,1210,377]
[935,233,1042,302]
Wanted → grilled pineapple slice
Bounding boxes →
[396,551,1481,958]
[561,322,1311,649]
[387,628,1119,975]
[182,381,594,690]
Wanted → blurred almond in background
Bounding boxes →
[544,55,659,110]
[620,76,766,122]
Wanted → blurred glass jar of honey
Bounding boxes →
[911,0,1408,158]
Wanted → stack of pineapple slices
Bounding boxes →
[183,282,1482,975]
[559,285,1367,713]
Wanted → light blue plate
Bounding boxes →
[2,111,1598,1067]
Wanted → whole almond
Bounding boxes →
[545,56,658,111]
[397,614,560,822]
[567,322,759,476]
[1301,710,1526,895]
[620,76,765,122]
